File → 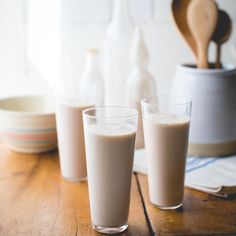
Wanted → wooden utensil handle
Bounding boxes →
[197,44,208,69]
[215,44,222,69]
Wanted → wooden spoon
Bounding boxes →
[171,0,198,60]
[212,10,232,69]
[187,0,218,68]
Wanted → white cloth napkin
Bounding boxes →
[133,149,236,198]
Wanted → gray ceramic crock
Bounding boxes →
[172,64,236,156]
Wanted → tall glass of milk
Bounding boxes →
[55,82,96,182]
[83,107,138,234]
[141,96,192,210]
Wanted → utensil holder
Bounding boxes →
[172,64,236,156]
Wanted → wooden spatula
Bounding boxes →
[171,0,198,60]
[187,0,218,68]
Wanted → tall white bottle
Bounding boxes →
[103,0,134,106]
[126,27,157,149]
[81,49,104,106]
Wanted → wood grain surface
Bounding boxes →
[1,143,236,236]
[0,144,149,236]
[137,174,236,236]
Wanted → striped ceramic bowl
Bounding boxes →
[0,96,57,153]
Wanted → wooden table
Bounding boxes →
[0,144,236,236]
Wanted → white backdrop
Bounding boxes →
[0,0,235,97]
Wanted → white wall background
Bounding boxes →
[0,0,235,97]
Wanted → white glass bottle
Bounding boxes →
[81,49,104,106]
[103,0,134,106]
[126,27,157,149]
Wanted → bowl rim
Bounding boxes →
[0,95,55,116]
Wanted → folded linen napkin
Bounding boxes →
[133,149,236,198]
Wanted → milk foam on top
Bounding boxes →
[145,113,190,125]
[85,123,136,136]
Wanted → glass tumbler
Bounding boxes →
[83,107,138,234]
[56,82,96,182]
[141,96,192,210]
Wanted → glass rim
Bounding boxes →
[82,106,138,119]
[141,96,192,107]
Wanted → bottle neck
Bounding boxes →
[132,65,149,76]
[107,0,133,37]
[113,0,132,24]
[84,53,99,73]
[131,27,149,71]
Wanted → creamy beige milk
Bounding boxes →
[56,103,94,181]
[84,123,136,227]
[143,113,190,208]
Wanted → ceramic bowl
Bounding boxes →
[0,96,57,153]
